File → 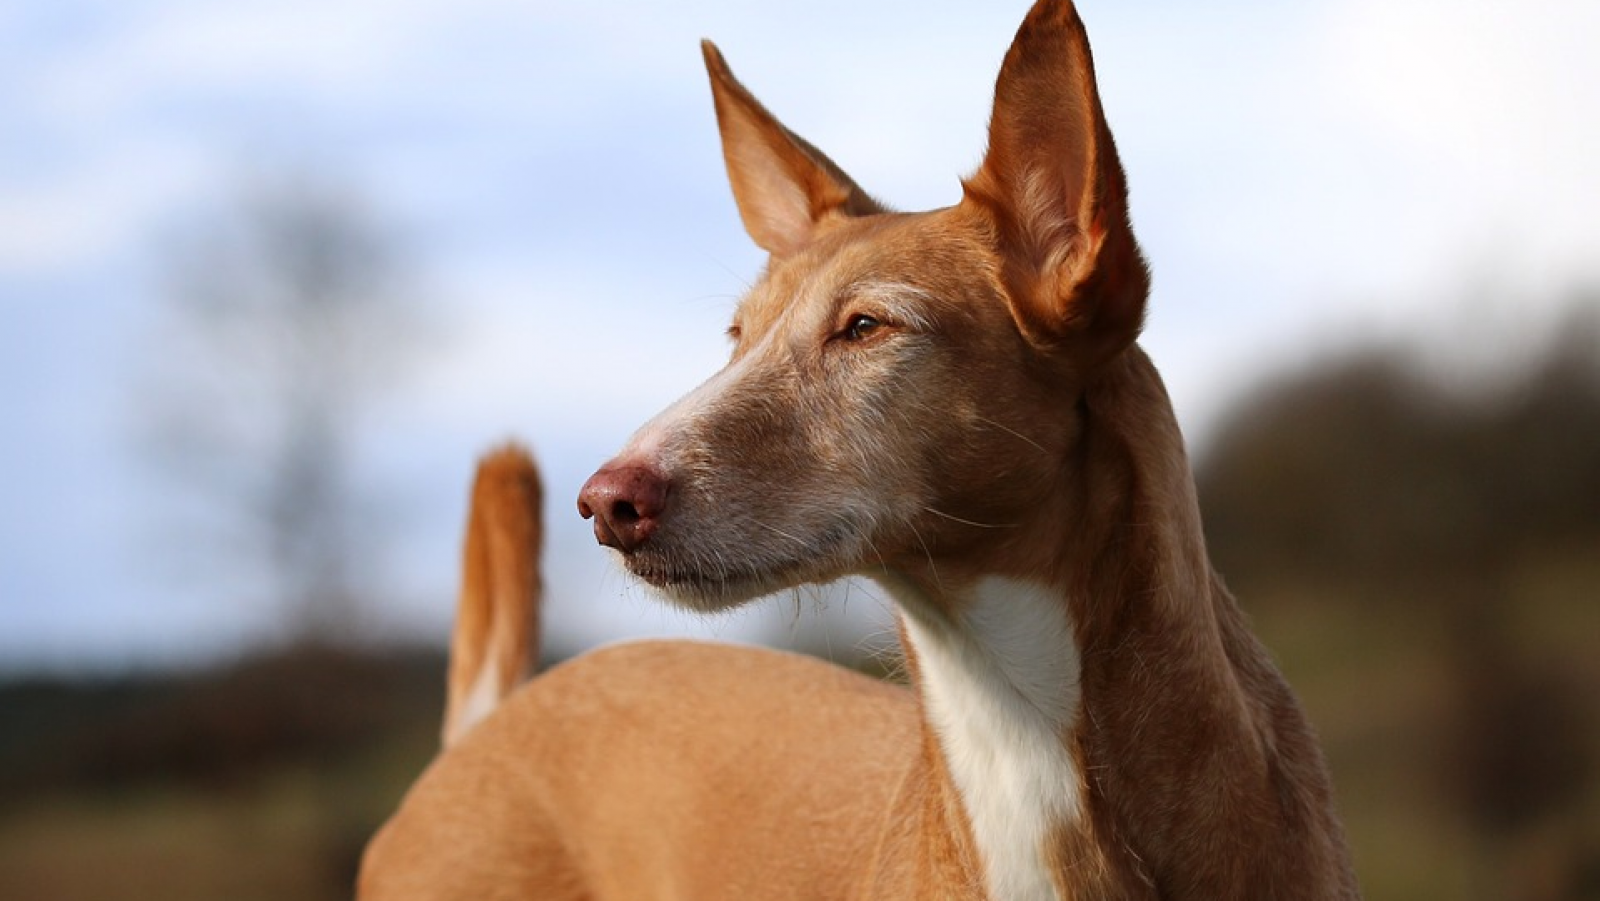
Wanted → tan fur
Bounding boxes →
[441,444,543,748]
[360,2,1359,898]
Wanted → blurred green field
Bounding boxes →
[1,580,1593,901]
[0,648,441,901]
[1252,578,1600,901]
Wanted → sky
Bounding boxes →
[2,0,1597,672]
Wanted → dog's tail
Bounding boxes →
[441,443,544,748]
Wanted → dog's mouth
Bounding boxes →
[620,520,864,612]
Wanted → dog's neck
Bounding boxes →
[891,575,1085,901]
[880,350,1302,899]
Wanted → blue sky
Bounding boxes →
[2,0,1596,671]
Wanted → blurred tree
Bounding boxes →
[1198,301,1600,598]
[140,174,426,643]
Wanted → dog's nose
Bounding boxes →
[577,462,671,552]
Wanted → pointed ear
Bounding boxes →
[702,41,885,257]
[962,0,1149,365]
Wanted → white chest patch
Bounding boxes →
[897,576,1084,901]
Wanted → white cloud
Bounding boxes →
[1312,0,1600,297]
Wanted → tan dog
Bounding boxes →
[359,2,1359,898]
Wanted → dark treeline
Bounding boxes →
[1200,307,1600,595]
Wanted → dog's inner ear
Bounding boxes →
[961,1,1149,366]
[702,41,885,258]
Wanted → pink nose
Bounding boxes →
[577,462,671,552]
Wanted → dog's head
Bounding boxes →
[580,0,1149,613]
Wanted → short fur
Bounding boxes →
[360,2,1359,898]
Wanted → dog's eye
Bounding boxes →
[842,314,883,342]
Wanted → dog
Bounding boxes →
[358,1,1360,897]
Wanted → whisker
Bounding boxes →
[905,519,943,592]
[752,519,812,548]
[922,506,1018,530]
[974,415,1050,456]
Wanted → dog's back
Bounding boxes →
[360,447,931,901]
